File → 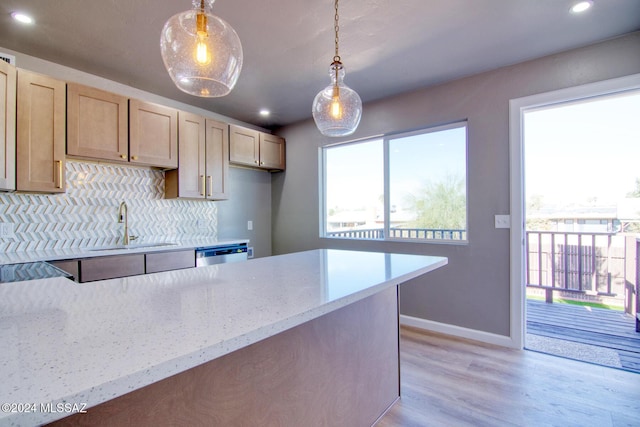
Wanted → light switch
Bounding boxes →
[494,215,510,229]
[247,220,253,231]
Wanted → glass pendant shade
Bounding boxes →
[312,62,362,137]
[160,0,243,97]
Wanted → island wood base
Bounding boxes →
[48,286,400,426]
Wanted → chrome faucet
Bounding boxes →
[117,201,137,245]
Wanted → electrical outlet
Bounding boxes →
[247,247,254,259]
[494,215,510,229]
[247,220,253,231]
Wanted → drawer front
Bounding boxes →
[49,260,80,282]
[146,249,195,274]
[80,254,145,282]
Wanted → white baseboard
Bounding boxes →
[400,314,518,348]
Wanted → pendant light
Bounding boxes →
[160,0,243,97]
[312,0,362,137]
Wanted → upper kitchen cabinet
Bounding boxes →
[0,60,16,191]
[259,133,286,170]
[229,125,285,171]
[129,99,178,169]
[67,83,128,162]
[165,112,229,200]
[229,125,259,167]
[16,69,65,193]
[205,118,229,199]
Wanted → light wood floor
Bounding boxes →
[377,326,640,427]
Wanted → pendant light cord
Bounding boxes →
[333,0,340,63]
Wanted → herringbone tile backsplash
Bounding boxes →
[0,161,217,252]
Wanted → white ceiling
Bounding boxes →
[0,0,638,129]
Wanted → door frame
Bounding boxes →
[508,73,640,349]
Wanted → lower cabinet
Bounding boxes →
[49,260,80,281]
[145,249,195,274]
[49,249,196,283]
[81,254,145,282]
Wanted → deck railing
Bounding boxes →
[524,231,635,304]
[326,228,466,240]
[327,227,634,315]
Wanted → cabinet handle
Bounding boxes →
[55,160,63,189]
[254,160,259,164]
[260,161,264,165]
[131,155,138,161]
[207,176,213,197]
[200,175,205,196]
[120,154,127,159]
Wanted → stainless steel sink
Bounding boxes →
[87,242,177,251]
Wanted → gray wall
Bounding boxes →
[217,167,273,258]
[272,32,640,337]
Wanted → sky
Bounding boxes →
[324,125,466,212]
[524,90,640,207]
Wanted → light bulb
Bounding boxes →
[330,87,343,119]
[196,38,210,65]
[195,11,211,65]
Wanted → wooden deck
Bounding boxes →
[526,299,640,373]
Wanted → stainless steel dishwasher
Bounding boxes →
[195,243,248,266]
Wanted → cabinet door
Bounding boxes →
[0,60,16,191]
[146,249,195,273]
[129,99,178,169]
[229,125,259,167]
[259,133,286,170]
[80,254,145,282]
[166,111,206,199]
[16,70,65,193]
[205,119,229,200]
[67,83,128,162]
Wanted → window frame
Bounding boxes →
[320,120,469,244]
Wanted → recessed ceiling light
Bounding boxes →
[11,12,34,24]
[570,1,593,13]
[259,109,270,117]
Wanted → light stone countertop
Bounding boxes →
[0,249,447,426]
[0,238,249,266]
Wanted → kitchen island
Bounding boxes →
[0,249,447,426]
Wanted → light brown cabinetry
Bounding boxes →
[259,133,286,170]
[166,113,229,200]
[67,83,128,162]
[229,125,285,171]
[16,69,65,193]
[229,125,259,167]
[0,60,16,191]
[129,99,178,169]
[67,86,178,169]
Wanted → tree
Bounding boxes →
[405,175,465,230]
[627,178,640,198]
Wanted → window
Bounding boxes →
[321,121,468,242]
